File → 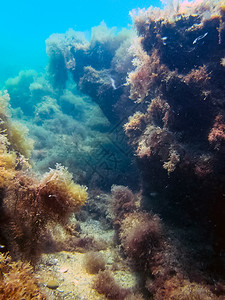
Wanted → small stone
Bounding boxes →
[46,279,59,289]
[73,279,79,285]
[59,267,68,273]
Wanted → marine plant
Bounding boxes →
[93,270,131,300]
[7,121,34,158]
[0,91,34,159]
[127,48,168,102]
[0,138,17,189]
[123,0,225,239]
[146,276,218,300]
[159,280,218,300]
[1,0,225,298]
[111,185,136,224]
[119,211,164,271]
[115,2,225,298]
[123,112,146,140]
[0,92,32,193]
[84,251,106,274]
[45,24,135,124]
[208,114,225,151]
[0,90,88,261]
[1,164,88,261]
[0,253,46,299]
[5,70,38,115]
[38,163,87,222]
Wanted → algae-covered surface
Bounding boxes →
[1,0,225,299]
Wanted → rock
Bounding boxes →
[46,279,59,289]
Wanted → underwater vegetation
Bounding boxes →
[0,253,46,299]
[43,0,225,250]
[1,0,225,299]
[0,91,87,264]
[5,66,138,191]
[84,251,106,274]
[124,0,225,252]
[45,23,136,124]
[93,270,131,300]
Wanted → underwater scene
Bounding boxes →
[1,0,225,299]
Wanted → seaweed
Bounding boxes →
[0,92,88,262]
[0,253,46,299]
[84,251,106,274]
[124,0,225,246]
[93,270,131,300]
[1,165,87,262]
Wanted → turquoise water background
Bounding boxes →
[0,0,161,85]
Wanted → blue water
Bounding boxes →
[0,0,161,85]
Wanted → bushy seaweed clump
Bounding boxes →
[84,251,106,274]
[38,163,88,221]
[0,91,32,189]
[0,138,17,189]
[0,92,88,262]
[0,92,34,158]
[93,270,131,300]
[0,253,46,299]
[111,186,164,271]
[111,185,136,223]
[120,212,163,271]
[110,185,225,299]
[2,164,87,261]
